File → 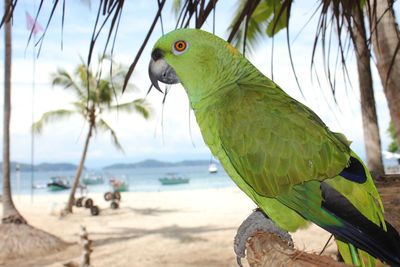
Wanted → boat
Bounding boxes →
[382,151,400,160]
[82,174,104,185]
[208,163,218,174]
[47,176,71,191]
[109,177,129,192]
[159,173,190,185]
[33,183,47,189]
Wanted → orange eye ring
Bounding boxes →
[174,41,186,51]
[173,40,189,55]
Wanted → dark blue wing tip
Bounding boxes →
[339,156,367,183]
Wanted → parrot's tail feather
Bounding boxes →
[320,182,400,266]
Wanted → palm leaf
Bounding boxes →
[172,0,184,18]
[52,70,87,100]
[109,98,151,119]
[96,118,124,152]
[228,0,267,54]
[32,109,77,134]
[227,0,261,43]
[311,0,364,99]
[122,0,167,93]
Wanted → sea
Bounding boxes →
[4,164,236,196]
[4,158,400,197]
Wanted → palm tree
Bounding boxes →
[1,1,68,260]
[33,55,151,214]
[2,0,26,224]
[367,0,400,147]
[351,3,384,176]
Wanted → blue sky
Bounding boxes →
[0,1,396,169]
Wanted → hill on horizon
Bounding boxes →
[0,161,81,172]
[103,159,217,170]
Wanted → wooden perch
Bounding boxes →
[246,231,348,267]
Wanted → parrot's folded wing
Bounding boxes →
[217,81,350,196]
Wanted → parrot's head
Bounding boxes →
[149,29,244,104]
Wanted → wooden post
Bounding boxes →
[80,226,92,267]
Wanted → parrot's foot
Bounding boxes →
[233,208,293,267]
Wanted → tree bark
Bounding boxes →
[351,5,385,177]
[246,232,347,267]
[64,122,93,214]
[2,0,26,224]
[368,0,400,146]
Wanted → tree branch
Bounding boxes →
[246,232,346,267]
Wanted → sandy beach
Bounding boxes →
[1,188,337,267]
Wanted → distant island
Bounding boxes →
[103,159,216,170]
[1,162,81,172]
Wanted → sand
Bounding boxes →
[1,188,337,267]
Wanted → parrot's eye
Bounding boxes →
[172,40,189,55]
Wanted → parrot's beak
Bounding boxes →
[149,48,180,93]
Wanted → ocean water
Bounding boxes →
[3,164,236,196]
[5,159,400,197]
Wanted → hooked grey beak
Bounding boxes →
[148,48,180,93]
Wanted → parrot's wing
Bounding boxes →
[216,80,350,197]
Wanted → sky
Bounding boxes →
[0,1,397,169]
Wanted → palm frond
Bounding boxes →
[265,0,292,38]
[228,0,266,54]
[172,0,184,18]
[109,98,152,119]
[52,69,87,100]
[122,0,167,92]
[70,101,88,115]
[32,109,76,134]
[0,0,17,28]
[96,118,124,152]
[311,0,363,99]
[227,0,261,43]
[87,0,125,68]
[33,0,63,56]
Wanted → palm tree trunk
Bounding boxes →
[2,0,26,224]
[351,5,385,178]
[64,123,94,214]
[368,0,400,146]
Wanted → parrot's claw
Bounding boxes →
[233,208,293,266]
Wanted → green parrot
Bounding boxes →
[148,29,400,266]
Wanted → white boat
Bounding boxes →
[82,174,104,185]
[208,163,218,173]
[47,176,71,191]
[159,173,190,185]
[382,151,400,159]
[33,184,47,189]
